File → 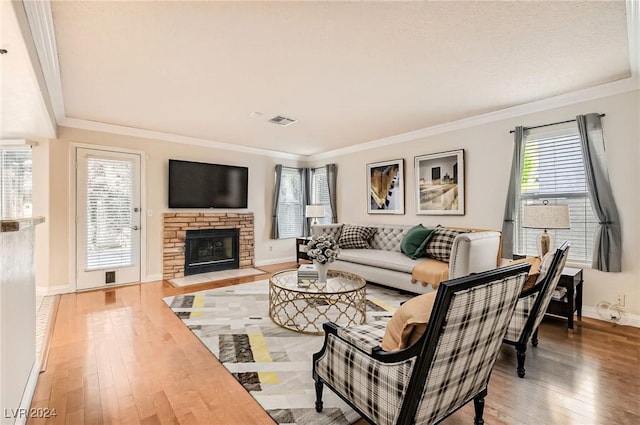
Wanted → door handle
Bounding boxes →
[131,226,140,230]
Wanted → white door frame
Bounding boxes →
[69,143,147,291]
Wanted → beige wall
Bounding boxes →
[40,127,302,290]
[311,90,640,316]
[35,91,639,318]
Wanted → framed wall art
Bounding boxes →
[415,149,464,215]
[367,159,404,214]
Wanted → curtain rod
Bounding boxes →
[509,114,605,134]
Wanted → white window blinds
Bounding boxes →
[85,156,134,270]
[0,148,32,219]
[515,126,598,263]
[276,167,303,238]
[312,167,332,225]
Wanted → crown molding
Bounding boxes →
[59,117,305,161]
[310,77,639,161]
[22,0,65,123]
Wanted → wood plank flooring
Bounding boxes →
[28,263,640,424]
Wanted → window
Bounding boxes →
[312,167,332,225]
[277,167,304,238]
[515,124,598,263]
[0,147,32,219]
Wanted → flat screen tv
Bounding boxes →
[168,159,248,208]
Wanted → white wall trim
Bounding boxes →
[627,0,640,78]
[60,117,305,161]
[36,284,73,297]
[22,0,66,124]
[13,360,40,425]
[582,306,640,328]
[311,77,639,161]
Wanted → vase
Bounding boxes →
[314,261,329,283]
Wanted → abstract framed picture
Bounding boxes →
[367,159,404,214]
[415,149,465,215]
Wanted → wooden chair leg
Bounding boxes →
[473,390,487,425]
[516,344,527,378]
[531,329,539,347]
[315,380,324,412]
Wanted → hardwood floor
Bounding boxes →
[28,263,639,425]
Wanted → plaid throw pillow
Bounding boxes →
[424,227,467,262]
[337,224,376,249]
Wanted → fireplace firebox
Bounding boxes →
[184,228,239,275]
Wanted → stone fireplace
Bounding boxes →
[163,212,254,280]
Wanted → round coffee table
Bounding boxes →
[269,269,366,334]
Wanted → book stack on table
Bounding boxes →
[552,286,567,300]
[297,264,318,286]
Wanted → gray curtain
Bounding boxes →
[270,165,283,239]
[302,168,312,236]
[326,163,338,223]
[501,126,525,259]
[577,114,622,272]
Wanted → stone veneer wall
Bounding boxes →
[163,212,254,280]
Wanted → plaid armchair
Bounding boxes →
[503,241,570,378]
[312,264,530,425]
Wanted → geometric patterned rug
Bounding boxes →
[163,279,413,425]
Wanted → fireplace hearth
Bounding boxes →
[184,228,239,276]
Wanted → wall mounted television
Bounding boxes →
[168,159,248,208]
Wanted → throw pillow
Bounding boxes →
[507,256,542,291]
[400,224,436,260]
[337,224,376,249]
[381,291,437,351]
[424,227,468,262]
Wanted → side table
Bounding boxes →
[546,267,583,330]
[296,237,312,264]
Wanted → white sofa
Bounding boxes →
[311,223,502,294]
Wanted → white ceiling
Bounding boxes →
[2,1,637,157]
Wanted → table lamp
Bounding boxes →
[305,205,325,226]
[522,201,570,257]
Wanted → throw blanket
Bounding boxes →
[411,259,449,289]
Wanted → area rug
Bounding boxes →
[163,280,412,425]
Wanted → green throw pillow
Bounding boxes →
[401,224,435,260]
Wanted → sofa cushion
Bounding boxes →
[410,258,450,289]
[337,224,376,249]
[338,249,420,274]
[425,227,467,262]
[381,291,437,351]
[400,224,436,260]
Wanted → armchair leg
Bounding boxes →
[516,345,527,378]
[531,329,539,347]
[473,390,487,425]
[315,380,324,412]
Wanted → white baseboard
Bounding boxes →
[255,256,295,267]
[13,360,40,425]
[35,284,73,297]
[582,306,640,328]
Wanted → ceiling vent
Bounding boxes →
[268,115,297,126]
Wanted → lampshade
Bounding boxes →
[305,205,325,219]
[522,204,570,230]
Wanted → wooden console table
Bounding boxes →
[546,267,583,330]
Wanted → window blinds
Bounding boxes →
[85,156,134,270]
[276,167,303,238]
[312,167,332,225]
[516,131,598,263]
[0,148,32,219]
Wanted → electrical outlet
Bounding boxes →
[269,245,273,252]
[616,293,626,306]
